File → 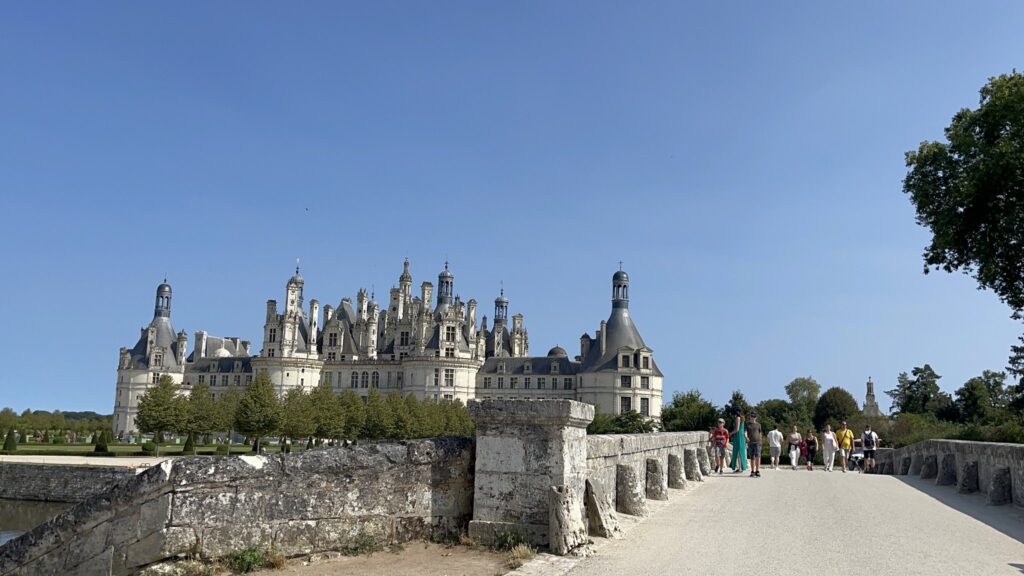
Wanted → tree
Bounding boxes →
[755,398,796,432]
[3,427,16,451]
[216,385,243,442]
[183,382,219,452]
[135,375,183,456]
[404,394,427,438]
[954,370,1010,424]
[611,411,655,434]
[587,409,617,434]
[721,390,751,421]
[813,387,860,430]
[309,381,344,443]
[885,365,952,417]
[234,373,281,452]
[339,391,365,440]
[280,388,315,445]
[362,389,394,439]
[903,72,1024,378]
[0,408,15,433]
[785,377,821,425]
[661,390,718,432]
[385,392,412,439]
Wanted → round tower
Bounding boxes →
[612,269,629,309]
[437,262,454,306]
[154,279,172,318]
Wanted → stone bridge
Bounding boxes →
[1,399,1022,575]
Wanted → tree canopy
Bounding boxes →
[661,390,718,432]
[813,387,860,430]
[135,375,183,454]
[234,372,281,451]
[785,377,821,425]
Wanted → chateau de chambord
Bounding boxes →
[113,261,663,436]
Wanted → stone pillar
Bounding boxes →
[899,456,911,476]
[645,458,668,501]
[936,453,957,486]
[909,454,923,476]
[615,464,648,516]
[683,448,703,482]
[957,461,979,494]
[584,479,622,539]
[549,485,587,555]
[882,461,894,475]
[667,453,686,489]
[468,399,594,549]
[919,454,938,480]
[987,467,1012,506]
[696,447,712,476]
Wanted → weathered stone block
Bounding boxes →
[615,464,647,517]
[683,448,702,482]
[583,479,621,539]
[548,485,587,555]
[696,447,712,476]
[273,521,318,556]
[936,453,957,486]
[987,467,1012,506]
[909,455,923,476]
[899,457,911,476]
[667,453,686,489]
[645,458,668,501]
[957,460,979,494]
[63,520,111,571]
[66,545,113,576]
[919,454,938,480]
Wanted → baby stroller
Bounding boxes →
[847,448,865,472]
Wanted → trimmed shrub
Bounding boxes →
[3,427,16,452]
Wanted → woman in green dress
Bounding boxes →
[729,409,747,472]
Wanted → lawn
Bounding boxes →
[1,443,304,457]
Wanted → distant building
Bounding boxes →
[113,262,664,436]
[863,376,883,417]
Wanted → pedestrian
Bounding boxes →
[787,425,803,470]
[860,425,880,473]
[745,413,762,477]
[709,418,731,475]
[767,424,784,470]
[804,429,818,471]
[821,424,838,471]
[729,409,747,473]
[836,421,854,473]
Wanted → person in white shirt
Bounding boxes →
[820,424,839,471]
[787,426,803,470]
[859,425,881,473]
[767,425,784,470]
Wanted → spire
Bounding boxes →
[612,267,629,309]
[154,280,172,319]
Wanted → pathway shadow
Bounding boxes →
[894,474,1024,544]
[1009,562,1024,574]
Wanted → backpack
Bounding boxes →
[863,432,876,449]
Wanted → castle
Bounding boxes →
[113,261,663,436]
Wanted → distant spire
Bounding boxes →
[619,260,623,271]
[296,257,301,275]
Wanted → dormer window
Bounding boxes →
[269,328,277,343]
[152,353,163,367]
[498,362,506,374]
[642,356,650,369]
[445,326,457,342]
[550,362,559,374]
[524,363,532,374]
[328,332,338,347]
[621,355,631,368]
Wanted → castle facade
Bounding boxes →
[113,262,663,437]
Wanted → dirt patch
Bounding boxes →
[254,542,508,576]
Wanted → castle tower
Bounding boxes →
[154,280,172,318]
[494,289,509,327]
[437,263,454,308]
[863,377,883,417]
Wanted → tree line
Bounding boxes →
[135,373,475,455]
[0,407,112,444]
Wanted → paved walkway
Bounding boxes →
[0,455,168,468]
[564,467,1024,576]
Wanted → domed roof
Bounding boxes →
[439,262,453,279]
[289,267,304,285]
[157,278,172,293]
[613,270,629,283]
[213,347,232,358]
[547,346,568,358]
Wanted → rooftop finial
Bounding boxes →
[371,284,375,301]
[619,260,623,271]
[163,274,167,284]
[500,280,504,297]
[296,257,301,275]
[444,260,449,271]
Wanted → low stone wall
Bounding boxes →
[0,438,474,576]
[586,432,708,493]
[879,439,1024,506]
[0,463,137,503]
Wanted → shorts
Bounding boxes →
[840,449,850,458]
[770,446,781,457]
[806,449,817,462]
[748,442,761,459]
[864,449,876,459]
[714,446,726,458]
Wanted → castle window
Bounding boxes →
[484,377,492,389]
[510,377,518,389]
[524,363,532,374]
[443,393,453,401]
[641,376,650,389]
[444,368,454,386]
[400,331,410,346]
[351,372,359,388]
[397,373,403,387]
[524,377,531,389]
[434,368,440,386]
[268,349,275,358]
[621,355,631,368]
[246,375,252,384]
[325,372,333,385]
[198,375,205,384]
[445,347,455,358]
[399,352,408,360]
[234,375,240,385]
[445,326,457,342]
[222,375,228,386]
[269,329,277,343]
[328,332,338,347]
[537,377,546,389]
[620,396,632,414]
[642,356,650,369]
[327,352,336,361]
[498,377,504,389]
[550,362,559,374]
[498,362,506,374]
[152,373,160,384]
[361,372,369,388]
[620,375,632,388]
[372,372,380,388]
[641,397,650,417]
[564,378,573,390]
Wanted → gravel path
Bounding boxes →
[566,466,1024,576]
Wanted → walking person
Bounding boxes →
[860,424,880,473]
[804,429,818,471]
[729,409,747,473]
[821,424,838,471]
[767,424,784,470]
[836,421,855,473]
[745,413,762,477]
[709,419,731,475]
[787,425,803,470]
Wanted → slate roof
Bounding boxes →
[126,317,182,370]
[478,355,580,376]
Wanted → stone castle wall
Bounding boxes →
[0,463,137,504]
[0,438,474,576]
[877,439,1024,506]
[586,432,708,492]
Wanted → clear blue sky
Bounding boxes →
[2,2,1022,414]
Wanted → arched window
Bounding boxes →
[361,371,369,388]
[371,372,380,388]
[351,371,359,388]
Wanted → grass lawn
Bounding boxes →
[1,443,305,457]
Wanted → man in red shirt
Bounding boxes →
[709,418,731,475]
